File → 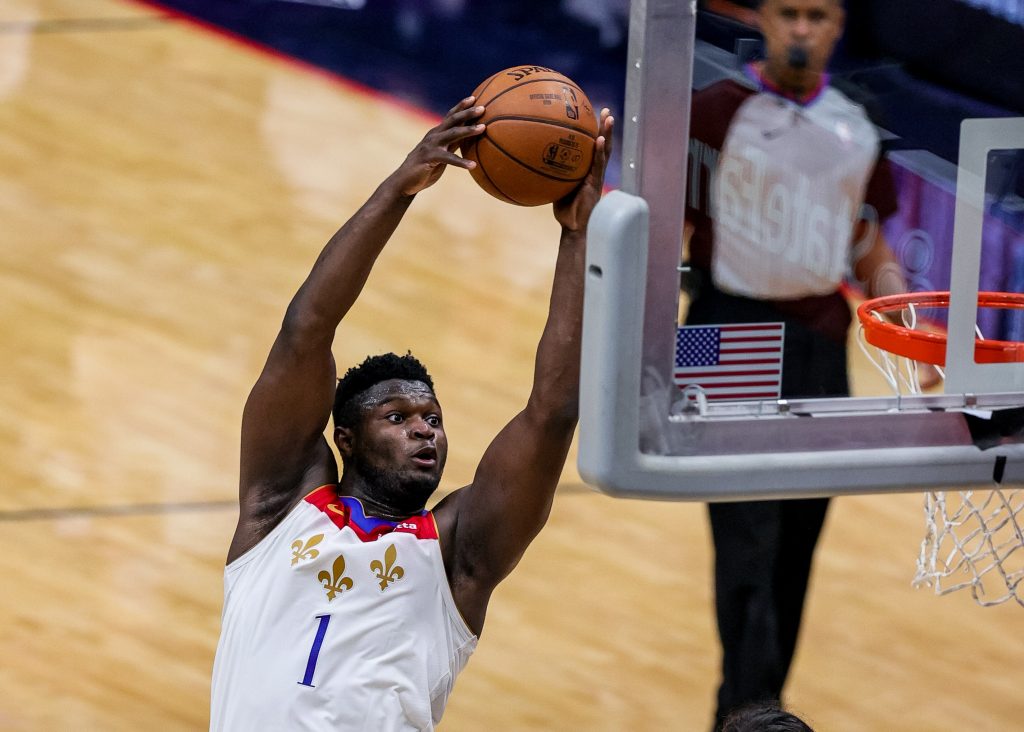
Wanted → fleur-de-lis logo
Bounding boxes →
[370,544,404,591]
[291,534,324,566]
[318,554,354,601]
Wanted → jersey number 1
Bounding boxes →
[298,614,331,687]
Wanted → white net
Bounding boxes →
[858,301,1024,607]
[917,487,1024,606]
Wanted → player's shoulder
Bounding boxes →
[691,76,757,136]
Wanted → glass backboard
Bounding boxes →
[578,0,1024,500]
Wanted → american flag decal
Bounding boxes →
[674,323,784,401]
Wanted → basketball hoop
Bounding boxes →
[857,291,1024,608]
[858,291,1024,366]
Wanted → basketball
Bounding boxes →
[460,65,599,206]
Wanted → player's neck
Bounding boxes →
[338,474,431,521]
[751,61,826,105]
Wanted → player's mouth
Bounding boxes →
[411,445,437,468]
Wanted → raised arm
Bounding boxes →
[436,110,614,633]
[229,100,485,562]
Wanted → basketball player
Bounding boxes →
[682,1,917,728]
[209,99,613,730]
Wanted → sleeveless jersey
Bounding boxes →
[210,486,477,731]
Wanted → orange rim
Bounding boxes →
[857,291,1024,365]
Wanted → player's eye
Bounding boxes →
[426,415,441,427]
[386,413,404,424]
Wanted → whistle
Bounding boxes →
[787,46,809,70]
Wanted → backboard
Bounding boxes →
[578,0,1024,500]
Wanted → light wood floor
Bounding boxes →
[1,1,1021,730]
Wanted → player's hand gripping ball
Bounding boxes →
[460,66,599,206]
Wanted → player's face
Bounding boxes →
[759,0,844,93]
[345,379,448,508]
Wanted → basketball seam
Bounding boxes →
[485,135,589,184]
[475,140,524,205]
[486,115,597,139]
[472,73,501,106]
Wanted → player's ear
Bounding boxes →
[335,426,354,458]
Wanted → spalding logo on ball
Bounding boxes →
[460,65,598,206]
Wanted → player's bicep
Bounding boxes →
[240,327,337,494]
[452,408,575,585]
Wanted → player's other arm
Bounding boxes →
[230,100,486,562]
[437,111,614,634]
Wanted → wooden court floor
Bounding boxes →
[0,1,1021,729]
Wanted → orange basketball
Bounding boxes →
[460,65,598,206]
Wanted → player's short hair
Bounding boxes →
[333,352,435,429]
[721,704,814,732]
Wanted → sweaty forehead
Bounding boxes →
[357,379,437,409]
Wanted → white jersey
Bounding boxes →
[210,486,477,731]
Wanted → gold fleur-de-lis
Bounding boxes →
[370,544,404,591]
[291,534,324,566]
[318,554,354,601]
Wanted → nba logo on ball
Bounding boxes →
[542,137,584,173]
[460,66,599,206]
